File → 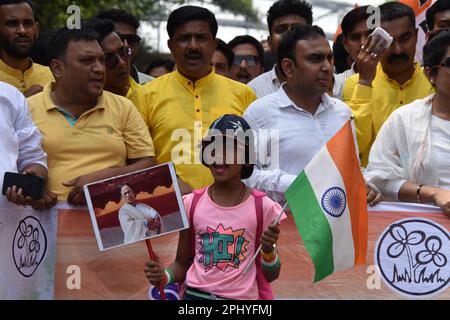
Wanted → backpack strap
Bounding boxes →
[189,187,207,262]
[252,189,274,300]
[252,189,265,250]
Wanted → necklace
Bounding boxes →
[210,183,247,207]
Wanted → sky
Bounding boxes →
[140,0,386,53]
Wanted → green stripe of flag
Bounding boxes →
[285,171,334,282]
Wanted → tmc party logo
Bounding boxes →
[12,216,47,277]
[375,218,449,298]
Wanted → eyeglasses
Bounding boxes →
[118,34,141,46]
[104,46,131,70]
[232,55,259,67]
[432,57,450,70]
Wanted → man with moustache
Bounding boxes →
[27,28,156,205]
[243,25,357,203]
[343,2,434,167]
[134,6,256,189]
[0,0,53,96]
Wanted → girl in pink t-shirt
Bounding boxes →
[145,115,284,300]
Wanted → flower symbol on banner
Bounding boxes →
[416,236,447,268]
[17,221,33,249]
[387,224,425,258]
[375,218,450,298]
[29,229,41,253]
[13,216,47,278]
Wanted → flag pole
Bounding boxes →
[241,202,289,276]
[145,239,167,300]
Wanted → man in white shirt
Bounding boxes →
[243,25,357,203]
[0,81,56,209]
[247,0,313,98]
[118,184,165,244]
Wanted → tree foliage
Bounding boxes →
[33,0,258,32]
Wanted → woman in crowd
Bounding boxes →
[365,30,450,215]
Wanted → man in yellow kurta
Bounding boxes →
[133,6,256,189]
[0,0,53,96]
[343,2,434,166]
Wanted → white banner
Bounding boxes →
[0,198,57,299]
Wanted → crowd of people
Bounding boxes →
[1,0,450,300]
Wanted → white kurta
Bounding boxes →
[0,81,47,181]
[364,94,450,200]
[118,203,164,244]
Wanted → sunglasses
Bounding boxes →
[104,46,131,70]
[432,57,450,70]
[232,55,259,67]
[119,34,141,46]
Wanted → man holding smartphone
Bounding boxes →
[343,2,434,167]
[0,81,57,210]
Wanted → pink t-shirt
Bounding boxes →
[183,188,285,300]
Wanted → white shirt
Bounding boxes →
[118,202,164,244]
[243,85,354,203]
[364,94,450,200]
[431,115,450,188]
[247,65,281,98]
[0,81,47,187]
[333,63,356,99]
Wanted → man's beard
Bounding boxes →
[0,36,35,59]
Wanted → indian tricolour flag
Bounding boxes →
[285,121,368,282]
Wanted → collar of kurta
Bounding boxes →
[0,57,35,76]
[128,76,139,89]
[173,68,215,92]
[42,82,106,111]
[379,62,423,88]
[126,76,140,98]
[277,83,331,115]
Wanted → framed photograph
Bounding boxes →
[83,162,188,251]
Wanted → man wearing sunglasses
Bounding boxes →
[83,19,138,99]
[26,27,156,205]
[97,9,153,85]
[228,35,264,84]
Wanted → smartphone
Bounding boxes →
[2,172,45,200]
[370,27,393,53]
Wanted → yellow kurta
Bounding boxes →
[0,58,54,93]
[342,63,434,166]
[132,70,256,189]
